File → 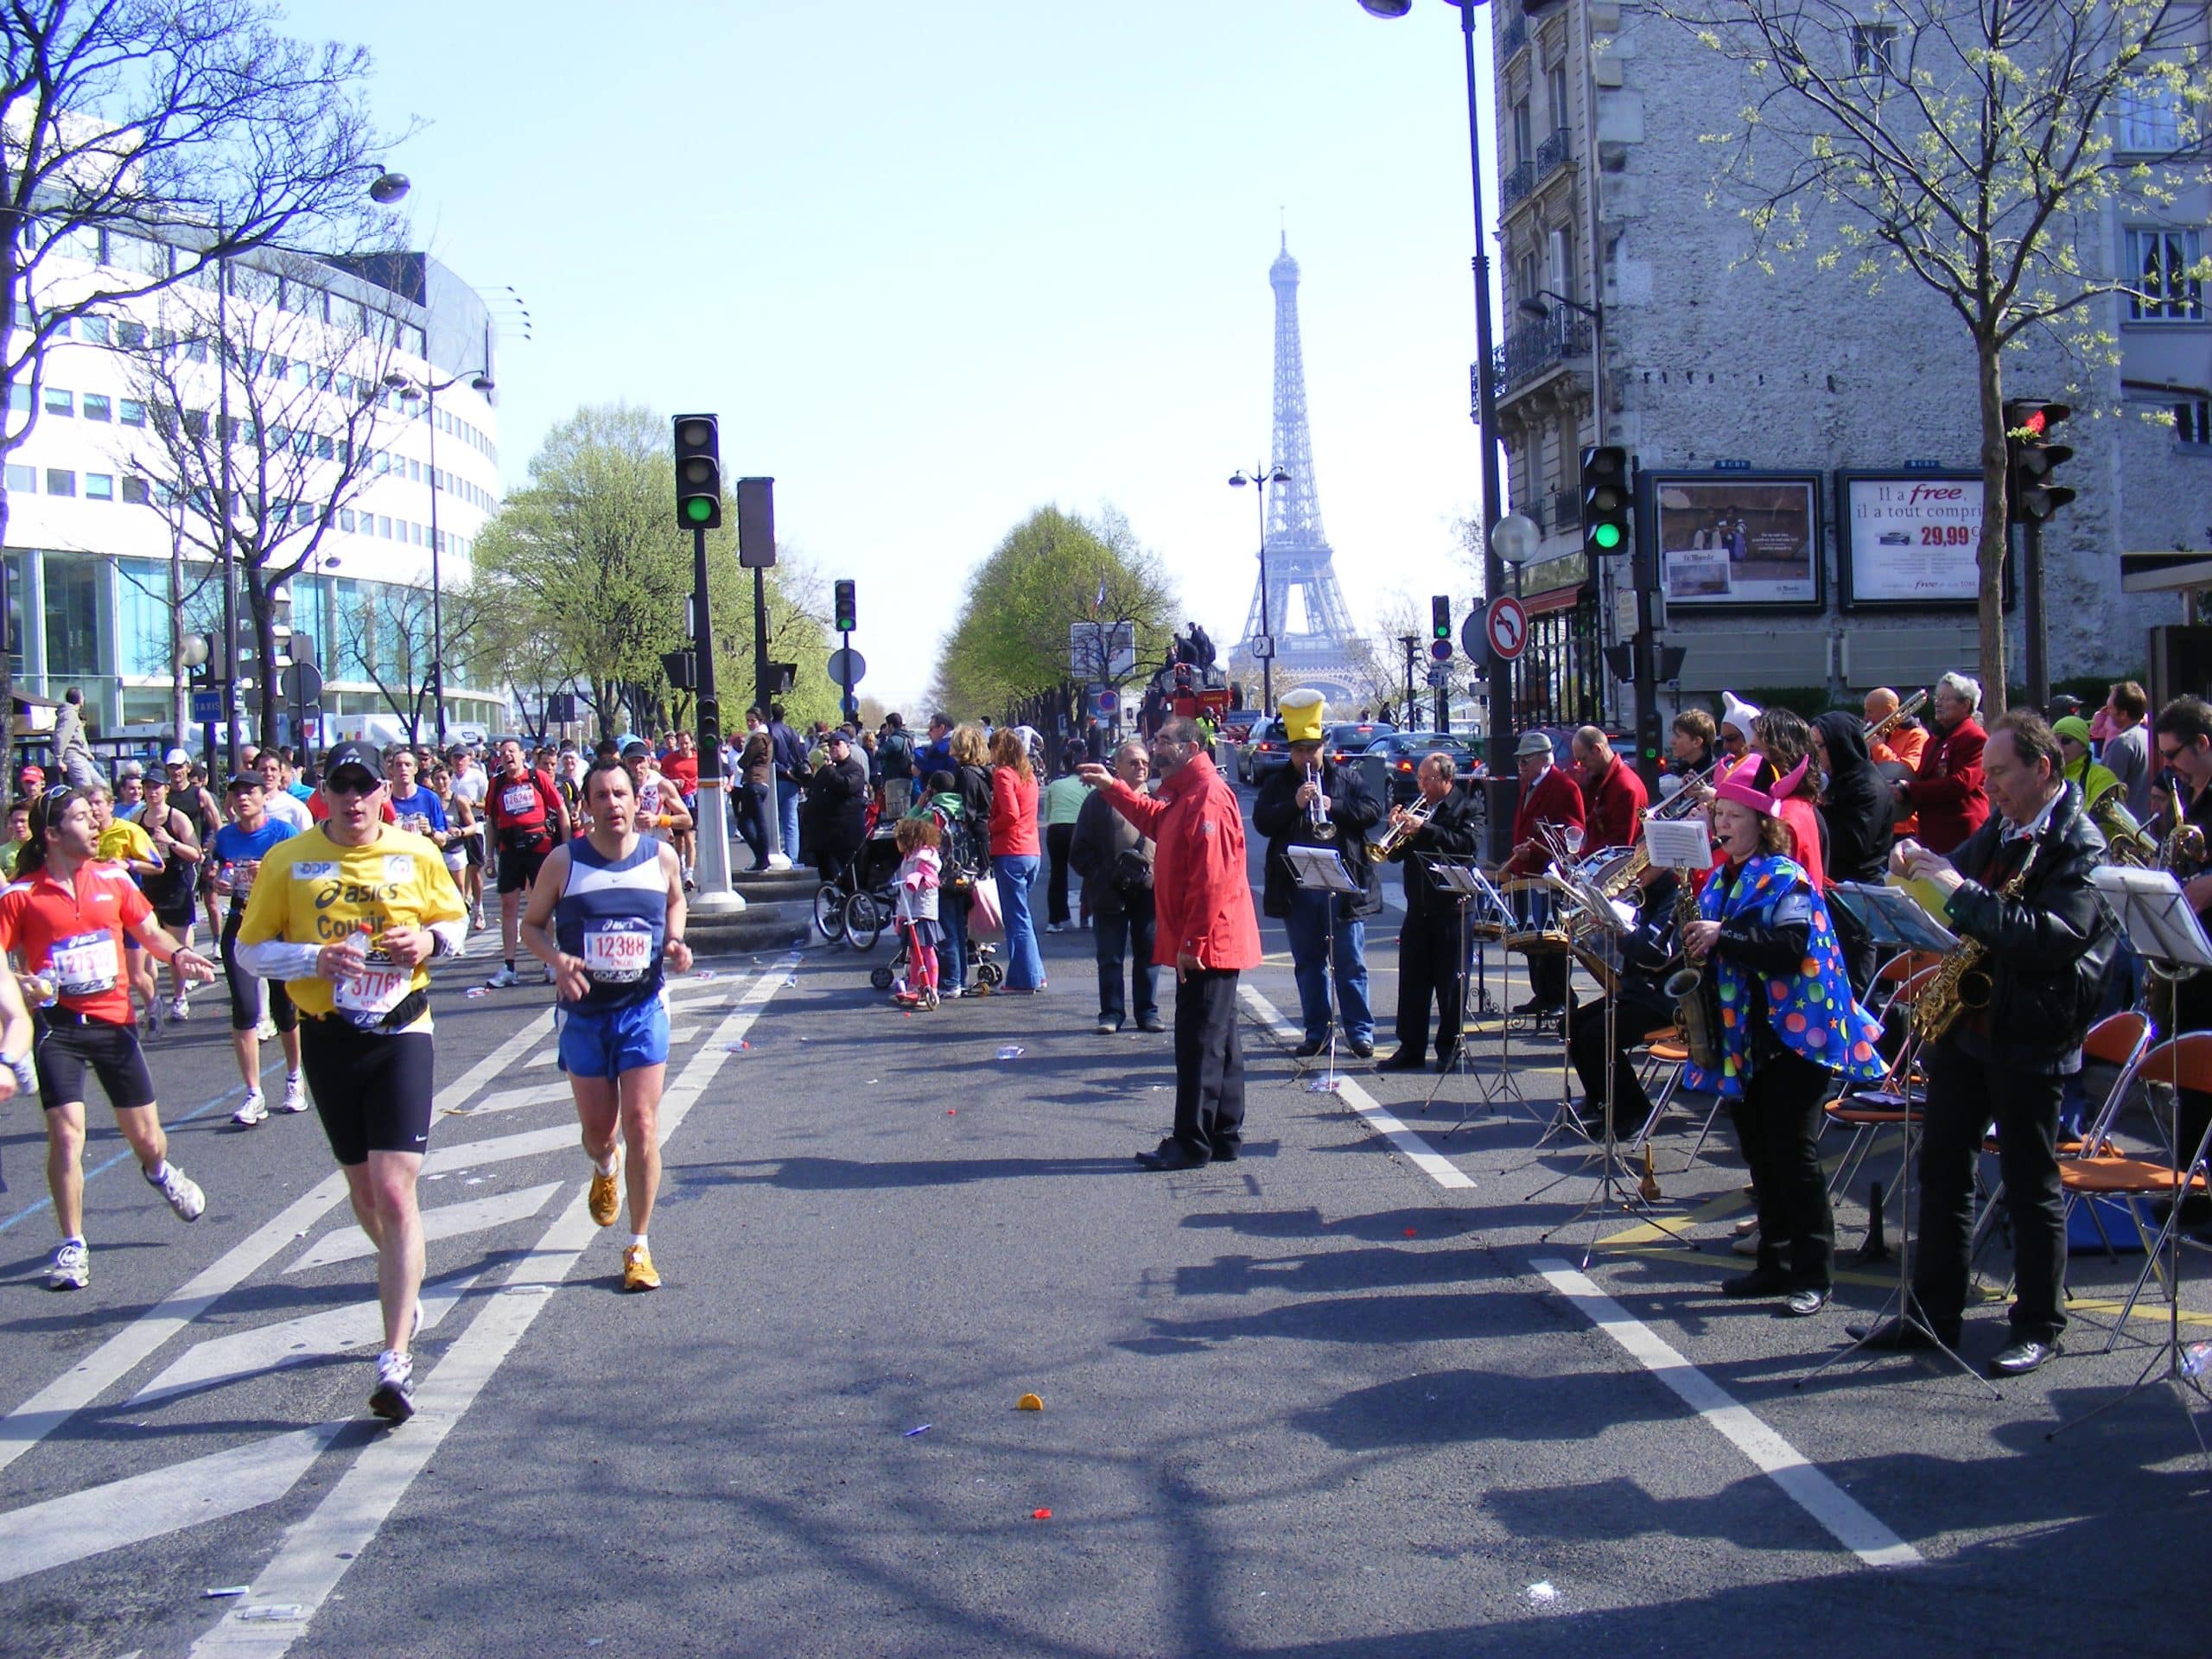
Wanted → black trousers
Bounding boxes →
[1730,1046,1838,1291]
[1567,980,1675,1128]
[1527,950,1569,1010]
[1094,899,1157,1027]
[1046,823,1077,925]
[1173,967,1244,1160]
[2167,974,2212,1193]
[1395,912,1465,1060]
[1914,1044,2067,1342]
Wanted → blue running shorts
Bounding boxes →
[555,995,670,1080]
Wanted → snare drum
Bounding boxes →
[1500,876,1570,954]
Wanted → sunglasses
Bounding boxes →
[327,773,383,798]
[2159,741,2191,764]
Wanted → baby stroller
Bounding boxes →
[811,808,903,950]
[871,937,1002,996]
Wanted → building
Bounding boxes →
[4,230,505,751]
[1487,0,2210,719]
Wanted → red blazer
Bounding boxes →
[1505,764,1587,874]
[1901,717,1989,855]
[1099,752,1260,970]
[1582,756,1649,850]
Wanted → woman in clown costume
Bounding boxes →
[1680,753,1886,1319]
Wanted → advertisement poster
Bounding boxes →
[1652,474,1821,607]
[1840,474,1985,606]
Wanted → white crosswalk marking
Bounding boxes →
[288,1184,562,1273]
[449,1081,572,1116]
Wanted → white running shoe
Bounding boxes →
[45,1240,88,1291]
[232,1090,268,1127]
[255,1014,277,1040]
[538,963,555,985]
[485,965,521,988]
[279,1073,308,1114]
[368,1350,416,1423]
[471,906,486,931]
[148,1162,206,1222]
[168,996,190,1022]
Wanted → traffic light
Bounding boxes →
[673,414,722,529]
[661,649,696,691]
[696,696,721,753]
[834,579,858,633]
[1431,594,1452,642]
[1580,446,1631,555]
[2005,399,2076,523]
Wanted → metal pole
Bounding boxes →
[216,248,239,772]
[425,380,447,752]
[1459,1,1510,777]
[2022,518,2048,711]
[1630,456,1662,795]
[1256,475,1274,713]
[1401,632,1417,717]
[690,521,741,910]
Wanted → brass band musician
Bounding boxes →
[1500,732,1586,1018]
[2150,695,2212,1222]
[1859,710,2114,1376]
[1376,754,1483,1073]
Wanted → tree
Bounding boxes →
[337,576,486,745]
[1654,0,2210,713]
[931,505,1178,722]
[1,0,403,798]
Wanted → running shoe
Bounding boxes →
[141,1002,162,1037]
[255,1014,277,1040]
[279,1074,308,1114]
[368,1350,416,1423]
[232,1090,268,1127]
[168,996,190,1022]
[484,965,522,988]
[471,906,486,931]
[537,963,556,985]
[623,1243,661,1292]
[588,1165,620,1227]
[148,1162,206,1222]
[44,1239,88,1291]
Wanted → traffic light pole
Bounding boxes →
[690,522,742,913]
[1630,457,1663,797]
[2021,518,2048,711]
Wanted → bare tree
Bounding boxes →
[335,577,480,745]
[1653,0,2210,710]
[0,0,404,800]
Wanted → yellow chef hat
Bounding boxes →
[1279,688,1326,745]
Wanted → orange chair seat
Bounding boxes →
[1643,1025,1681,1045]
[1648,1042,1690,1064]
[2059,1159,2209,1196]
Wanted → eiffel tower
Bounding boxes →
[1235,234,1366,709]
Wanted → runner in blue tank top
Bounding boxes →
[520,758,691,1291]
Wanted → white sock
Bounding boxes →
[146,1160,170,1183]
[629,1233,648,1250]
[594,1154,618,1176]
[287,1071,302,1084]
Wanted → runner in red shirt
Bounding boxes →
[484,736,572,987]
[0,785,219,1290]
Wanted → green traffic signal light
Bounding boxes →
[683,497,715,524]
[1592,522,1623,551]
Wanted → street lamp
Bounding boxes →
[1358,0,1513,789]
[385,365,493,751]
[1229,464,1291,712]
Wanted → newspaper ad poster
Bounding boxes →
[1654,475,1821,607]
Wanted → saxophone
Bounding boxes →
[1909,836,2041,1045]
[2158,788,2208,880]
[1663,872,1722,1071]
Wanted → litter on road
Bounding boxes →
[905,1424,931,1437]
[1015,1393,1043,1412]
[995,1046,1025,1060]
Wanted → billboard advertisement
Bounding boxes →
[1837,472,1986,607]
[1649,473,1823,608]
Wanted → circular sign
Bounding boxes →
[1428,638,1453,663]
[826,647,868,688]
[1491,513,1541,567]
[1094,690,1116,717]
[1459,602,1490,666]
[279,661,323,704]
[1484,596,1529,661]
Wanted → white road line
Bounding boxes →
[288,1184,562,1273]
[1238,983,1475,1191]
[0,1007,554,1478]
[1533,1259,1925,1570]
[134,1276,482,1406]
[449,1080,572,1116]
[0,1422,348,1586]
[192,953,801,1656]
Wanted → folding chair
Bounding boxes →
[1821,963,1942,1200]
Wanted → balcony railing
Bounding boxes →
[1500,11,1528,59]
[1490,311,1594,401]
[1500,159,1536,211]
[1536,126,1573,177]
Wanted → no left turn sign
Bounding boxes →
[1484,595,1529,661]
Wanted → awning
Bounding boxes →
[2120,551,2212,593]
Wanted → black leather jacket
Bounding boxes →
[1384,788,1483,925]
[1941,780,2115,1075]
[1252,759,1384,920]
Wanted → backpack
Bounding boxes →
[878,729,913,779]
[934,800,985,886]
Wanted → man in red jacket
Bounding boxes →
[1080,718,1262,1171]
[1571,726,1649,851]
[1502,732,1587,1015]
[1891,671,1989,854]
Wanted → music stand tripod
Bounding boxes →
[1424,858,1515,1132]
[1283,844,1363,1093]
[2050,868,2212,1468]
[1803,880,1995,1397]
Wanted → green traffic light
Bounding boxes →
[683,497,715,524]
[1592,523,1624,550]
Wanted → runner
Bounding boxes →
[663,730,701,887]
[88,779,164,1033]
[385,745,452,861]
[484,737,571,987]
[210,772,305,1125]
[234,741,466,1421]
[164,749,223,944]
[448,744,489,927]
[134,773,204,1025]
[519,757,690,1293]
[623,740,693,849]
[0,785,219,1291]
[253,748,314,834]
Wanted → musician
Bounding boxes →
[1891,671,1989,855]
[1657,711,1716,805]
[1570,727,1649,852]
[1680,755,1886,1319]
[1564,869,1682,1138]
[2151,695,2212,1217]
[1253,689,1382,1059]
[1865,687,1929,772]
[1376,754,1483,1072]
[1719,694,1760,764]
[2051,715,2122,814]
[1751,709,1826,890]
[1501,732,1586,1017]
[1865,711,2115,1376]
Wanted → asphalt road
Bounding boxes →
[3,801,2209,1658]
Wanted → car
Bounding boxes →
[1242,717,1289,785]
[1363,731,1485,807]
[1320,721,1395,768]
[1240,717,1399,785]
[1878,529,1912,546]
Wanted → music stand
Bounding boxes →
[1425,859,1515,1130]
[1284,844,1363,1091]
[2050,868,2212,1467]
[1805,880,1993,1395]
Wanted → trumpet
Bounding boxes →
[1651,760,1719,819]
[1866,689,1929,745]
[1372,795,1439,860]
[1303,763,1338,840]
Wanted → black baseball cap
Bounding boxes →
[226,771,265,792]
[323,741,383,787]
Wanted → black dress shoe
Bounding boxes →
[1135,1139,1211,1172]
[1208,1140,1241,1164]
[1781,1286,1831,1318]
[1721,1266,1793,1299]
[1989,1336,2060,1377]
[1431,1046,1459,1072]
[1512,996,1552,1017]
[1846,1316,1956,1351]
[1375,1049,1427,1073]
[1347,1039,1375,1060]
[1293,1038,1327,1058]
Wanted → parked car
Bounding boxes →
[1364,731,1485,807]
[1320,721,1395,767]
[1242,717,1288,785]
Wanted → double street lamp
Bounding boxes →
[383,364,493,752]
[1229,464,1291,711]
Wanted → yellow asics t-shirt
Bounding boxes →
[98,820,156,867]
[237,824,464,1025]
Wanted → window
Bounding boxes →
[2177,400,2212,445]
[409,459,421,482]
[122,476,149,505]
[115,320,146,349]
[7,385,29,414]
[1511,99,1534,168]
[2128,228,2205,321]
[378,515,391,538]
[2118,84,2184,152]
[1546,61,1569,132]
[79,316,111,346]
[44,386,72,416]
[119,397,145,427]
[1850,22,1902,79]
[81,392,110,422]
[5,464,35,493]
[340,508,356,532]
[45,468,74,497]
[85,473,113,501]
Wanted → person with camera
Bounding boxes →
[1070,738,1160,1034]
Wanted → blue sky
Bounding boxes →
[284,0,1503,709]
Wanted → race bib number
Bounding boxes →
[638,780,661,817]
[51,931,119,998]
[500,783,539,817]
[335,943,410,1027]
[582,918,654,982]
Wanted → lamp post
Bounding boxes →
[1358,0,1512,786]
[1229,463,1291,712]
[385,365,493,751]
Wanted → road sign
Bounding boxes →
[1459,602,1490,667]
[1427,638,1453,664]
[1492,513,1541,566]
[826,647,867,690]
[1484,595,1529,661]
[1425,664,1451,689]
[191,690,222,724]
[280,661,323,705]
[1094,690,1116,717]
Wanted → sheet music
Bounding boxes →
[1283,845,1362,895]
[1642,816,1713,871]
[2092,868,2212,971]
[1829,881,1961,954]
